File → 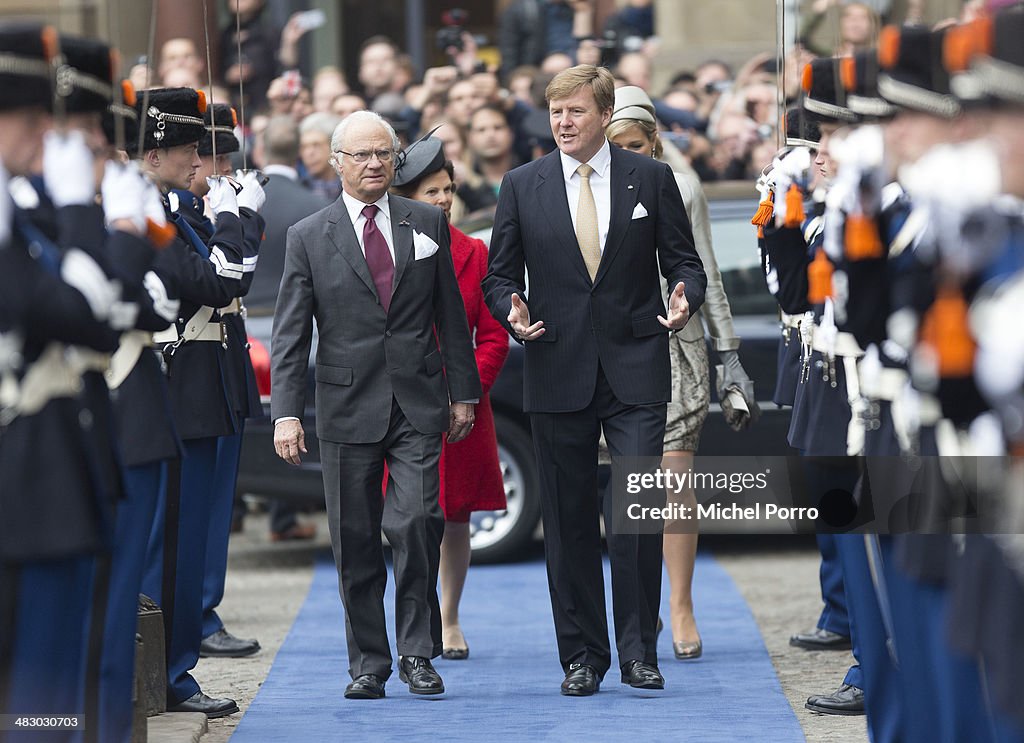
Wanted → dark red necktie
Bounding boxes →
[361,204,394,312]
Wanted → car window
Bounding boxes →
[707,201,775,316]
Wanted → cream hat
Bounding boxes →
[610,85,656,125]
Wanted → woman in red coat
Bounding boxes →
[392,136,509,660]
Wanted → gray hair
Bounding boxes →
[330,110,400,154]
[299,111,342,139]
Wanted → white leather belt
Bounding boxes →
[219,298,244,316]
[106,330,154,390]
[67,346,111,374]
[860,366,908,402]
[1,342,82,424]
[781,312,803,330]
[811,330,865,358]
[152,306,223,346]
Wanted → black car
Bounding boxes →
[238,182,792,561]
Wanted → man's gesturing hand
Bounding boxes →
[658,282,691,331]
[508,293,545,341]
[448,402,475,443]
[274,419,307,465]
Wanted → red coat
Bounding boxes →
[383,226,509,520]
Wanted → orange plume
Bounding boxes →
[844,213,884,260]
[784,184,806,229]
[840,56,857,92]
[919,284,975,378]
[807,248,834,304]
[121,79,136,107]
[878,26,901,69]
[196,89,207,113]
[41,26,59,63]
[801,63,814,94]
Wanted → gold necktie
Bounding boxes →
[575,163,600,281]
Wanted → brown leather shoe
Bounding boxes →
[270,523,317,542]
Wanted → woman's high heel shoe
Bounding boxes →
[673,639,703,660]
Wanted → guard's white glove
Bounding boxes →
[101,160,147,233]
[61,248,118,320]
[43,130,96,207]
[235,170,266,213]
[206,176,240,218]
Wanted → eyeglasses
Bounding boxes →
[335,148,394,164]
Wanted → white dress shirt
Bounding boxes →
[262,163,300,182]
[560,138,612,253]
[342,190,396,263]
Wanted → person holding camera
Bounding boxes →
[498,0,594,83]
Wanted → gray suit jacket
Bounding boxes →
[270,194,481,444]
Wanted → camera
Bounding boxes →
[435,8,486,54]
[583,29,645,66]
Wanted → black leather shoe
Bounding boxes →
[789,628,852,651]
[199,628,261,658]
[344,674,386,700]
[167,691,238,718]
[398,656,445,695]
[620,660,665,689]
[805,684,865,715]
[560,664,600,696]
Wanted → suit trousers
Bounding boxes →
[529,365,666,678]
[320,398,444,681]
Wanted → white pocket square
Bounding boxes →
[413,231,439,260]
[631,202,649,220]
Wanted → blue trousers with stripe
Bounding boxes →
[201,427,244,640]
[95,461,163,743]
[142,438,219,704]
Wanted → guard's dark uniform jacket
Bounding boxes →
[0,206,120,562]
[170,189,263,422]
[149,191,247,440]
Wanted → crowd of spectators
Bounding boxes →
[137,0,938,222]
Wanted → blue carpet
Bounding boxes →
[231,552,803,742]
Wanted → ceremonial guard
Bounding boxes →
[0,23,130,742]
[134,87,247,717]
[756,106,857,665]
[756,59,869,716]
[170,102,266,659]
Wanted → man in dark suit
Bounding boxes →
[247,115,329,313]
[247,114,327,543]
[483,65,706,696]
[270,111,481,700]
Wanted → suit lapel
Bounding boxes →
[536,151,592,284]
[325,197,379,302]
[390,197,415,291]
[594,146,639,288]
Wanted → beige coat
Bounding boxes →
[666,168,740,352]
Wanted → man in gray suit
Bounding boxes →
[270,111,480,700]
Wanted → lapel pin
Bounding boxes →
[627,184,634,190]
